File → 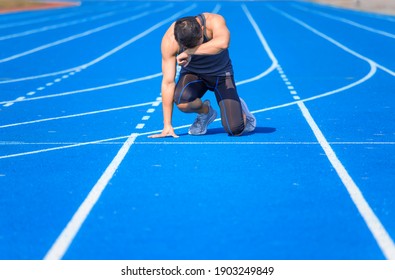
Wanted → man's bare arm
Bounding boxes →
[149,25,179,138]
[186,14,230,56]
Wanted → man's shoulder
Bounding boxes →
[202,13,225,25]
[161,22,178,56]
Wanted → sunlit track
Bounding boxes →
[2,141,395,146]
[0,1,394,261]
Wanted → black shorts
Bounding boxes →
[174,72,245,135]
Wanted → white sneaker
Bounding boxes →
[240,98,256,133]
[188,100,217,135]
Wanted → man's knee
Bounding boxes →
[176,98,202,113]
[224,122,245,136]
[176,102,190,113]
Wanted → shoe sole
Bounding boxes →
[240,98,256,132]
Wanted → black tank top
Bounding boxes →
[180,14,234,76]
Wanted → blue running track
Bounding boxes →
[0,0,394,260]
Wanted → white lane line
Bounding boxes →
[0,9,83,30]
[0,101,155,129]
[0,73,162,105]
[1,141,395,149]
[0,5,173,63]
[269,5,395,76]
[0,6,149,41]
[298,101,395,260]
[247,4,395,259]
[44,133,139,260]
[3,102,14,107]
[0,59,376,149]
[238,4,278,86]
[135,95,163,129]
[3,68,86,108]
[135,123,145,129]
[277,64,302,101]
[0,135,131,160]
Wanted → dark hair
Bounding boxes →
[174,16,202,48]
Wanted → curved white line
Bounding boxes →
[253,60,377,114]
[0,4,191,84]
[269,5,395,76]
[0,11,119,41]
[0,135,131,160]
[236,4,278,86]
[0,3,152,40]
[0,73,162,105]
[0,62,376,157]
[0,2,376,154]
[268,4,395,260]
[293,4,395,39]
[0,10,82,30]
[0,5,173,63]
[0,4,276,108]
[4,141,395,146]
[0,101,155,129]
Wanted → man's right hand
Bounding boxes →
[148,125,179,138]
[176,51,191,67]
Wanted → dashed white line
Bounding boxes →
[3,102,14,107]
[3,69,86,108]
[277,64,302,101]
[134,95,162,129]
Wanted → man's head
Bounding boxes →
[174,16,203,49]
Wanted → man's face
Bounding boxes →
[182,28,203,50]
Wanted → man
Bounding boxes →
[149,13,256,138]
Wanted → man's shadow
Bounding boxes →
[178,126,276,136]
